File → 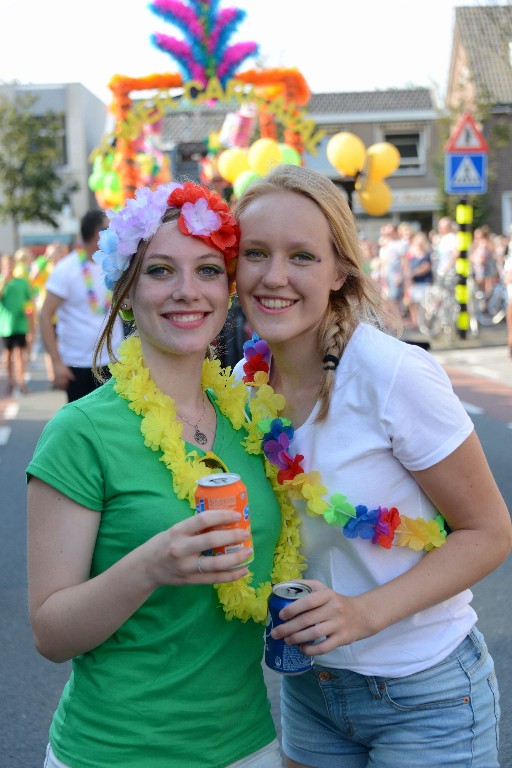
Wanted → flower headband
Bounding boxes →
[93,181,240,291]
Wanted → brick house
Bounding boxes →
[447,4,512,234]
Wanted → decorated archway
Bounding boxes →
[89,0,325,208]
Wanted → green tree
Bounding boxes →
[0,89,78,249]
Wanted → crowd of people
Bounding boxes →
[359,216,512,343]
[0,241,66,395]
[0,211,125,400]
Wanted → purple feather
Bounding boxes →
[217,42,259,79]
[150,0,203,40]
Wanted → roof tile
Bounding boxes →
[456,6,512,104]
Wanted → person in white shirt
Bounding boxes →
[233,165,511,768]
[39,210,124,401]
[434,216,458,279]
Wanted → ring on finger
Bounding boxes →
[197,554,205,574]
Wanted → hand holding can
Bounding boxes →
[265,582,315,675]
[195,473,254,569]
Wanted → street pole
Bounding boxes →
[336,176,358,212]
[455,199,473,340]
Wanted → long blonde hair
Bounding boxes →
[234,165,401,421]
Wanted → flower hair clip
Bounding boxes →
[93,181,240,290]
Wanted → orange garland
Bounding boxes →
[233,68,311,106]
[106,68,311,203]
[258,108,279,140]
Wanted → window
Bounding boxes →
[383,132,423,173]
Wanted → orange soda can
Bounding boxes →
[195,473,254,568]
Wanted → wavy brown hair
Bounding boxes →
[233,165,401,421]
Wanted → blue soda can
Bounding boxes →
[265,582,314,675]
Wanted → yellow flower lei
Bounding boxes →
[109,336,305,624]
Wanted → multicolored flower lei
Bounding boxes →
[242,334,447,553]
[78,249,111,314]
[93,181,239,291]
[110,336,305,624]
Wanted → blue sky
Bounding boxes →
[0,0,499,106]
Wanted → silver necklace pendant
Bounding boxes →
[177,392,207,445]
[194,428,208,445]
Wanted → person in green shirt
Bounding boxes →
[0,252,32,395]
[26,181,287,768]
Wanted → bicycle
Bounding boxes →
[472,279,508,327]
[418,273,479,343]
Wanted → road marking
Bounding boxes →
[0,402,19,447]
[0,426,12,445]
[5,403,19,419]
[470,366,503,381]
[461,400,485,415]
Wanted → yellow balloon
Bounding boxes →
[365,142,401,181]
[357,180,392,216]
[248,138,282,176]
[326,132,366,177]
[218,147,250,184]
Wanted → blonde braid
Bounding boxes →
[316,309,348,422]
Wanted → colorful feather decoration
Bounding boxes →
[149,0,259,86]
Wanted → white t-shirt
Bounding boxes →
[235,323,476,677]
[436,231,458,276]
[45,250,124,367]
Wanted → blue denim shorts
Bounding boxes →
[281,627,500,768]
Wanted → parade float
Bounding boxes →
[89,0,399,216]
[88,0,319,207]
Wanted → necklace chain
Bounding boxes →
[176,392,207,445]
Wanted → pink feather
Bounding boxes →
[217,42,258,78]
[151,0,203,39]
[208,8,238,52]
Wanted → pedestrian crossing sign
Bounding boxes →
[444,153,487,195]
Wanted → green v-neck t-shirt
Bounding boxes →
[27,379,282,768]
